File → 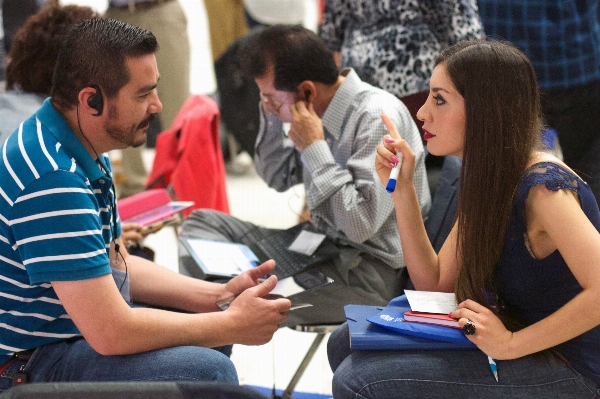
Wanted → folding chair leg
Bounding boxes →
[272,332,326,399]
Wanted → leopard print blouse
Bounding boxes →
[319,0,484,98]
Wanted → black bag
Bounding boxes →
[214,28,263,159]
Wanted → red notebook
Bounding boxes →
[117,188,194,235]
[403,311,460,329]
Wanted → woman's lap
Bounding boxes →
[329,323,599,399]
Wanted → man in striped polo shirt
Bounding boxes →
[0,18,290,391]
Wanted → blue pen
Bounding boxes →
[385,151,403,193]
[487,356,498,382]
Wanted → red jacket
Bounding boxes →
[145,94,230,215]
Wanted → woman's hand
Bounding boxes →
[376,114,417,192]
[451,299,515,359]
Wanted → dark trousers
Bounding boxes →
[541,79,600,206]
[178,210,405,327]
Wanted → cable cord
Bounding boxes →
[77,104,128,293]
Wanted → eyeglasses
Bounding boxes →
[259,92,287,114]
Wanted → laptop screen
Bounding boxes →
[180,238,259,278]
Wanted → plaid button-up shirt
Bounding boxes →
[478,0,600,90]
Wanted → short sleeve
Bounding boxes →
[11,170,111,284]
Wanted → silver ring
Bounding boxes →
[463,320,476,335]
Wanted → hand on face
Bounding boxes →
[450,299,514,360]
[287,99,325,152]
[375,114,417,192]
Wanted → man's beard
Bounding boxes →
[104,111,154,148]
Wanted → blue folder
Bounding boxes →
[365,295,476,346]
[345,304,476,350]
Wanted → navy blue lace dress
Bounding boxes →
[496,162,600,386]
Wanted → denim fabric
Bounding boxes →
[328,323,600,398]
[0,338,238,393]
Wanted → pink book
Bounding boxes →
[403,311,460,329]
[117,188,194,230]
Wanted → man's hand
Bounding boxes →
[288,100,325,151]
[224,275,291,345]
[221,259,277,300]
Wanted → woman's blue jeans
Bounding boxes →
[328,322,600,398]
[0,338,237,392]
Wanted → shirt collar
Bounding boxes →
[36,98,105,182]
[321,68,360,140]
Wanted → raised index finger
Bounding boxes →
[381,113,401,140]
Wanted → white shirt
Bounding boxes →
[244,0,306,25]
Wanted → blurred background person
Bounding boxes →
[2,0,48,55]
[244,0,318,29]
[105,0,190,198]
[0,1,96,143]
[319,0,483,132]
[478,0,600,206]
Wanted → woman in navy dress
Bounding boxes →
[328,39,600,398]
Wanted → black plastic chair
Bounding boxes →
[0,381,269,399]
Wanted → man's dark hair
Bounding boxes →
[51,18,158,110]
[240,25,338,92]
[6,3,97,95]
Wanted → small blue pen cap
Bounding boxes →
[386,179,397,193]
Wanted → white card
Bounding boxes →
[404,290,458,314]
[287,230,326,256]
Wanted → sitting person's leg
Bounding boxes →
[280,253,404,327]
[24,338,237,384]
[180,209,405,327]
[327,322,352,372]
[179,209,277,248]
[331,346,598,399]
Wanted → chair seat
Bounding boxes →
[0,381,269,399]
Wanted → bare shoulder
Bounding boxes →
[527,151,580,177]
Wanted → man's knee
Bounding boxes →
[162,346,239,383]
[180,209,224,232]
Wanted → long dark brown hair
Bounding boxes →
[438,40,542,328]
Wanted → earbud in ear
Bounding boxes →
[87,84,104,117]
[304,90,311,102]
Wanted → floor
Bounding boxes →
[138,150,334,397]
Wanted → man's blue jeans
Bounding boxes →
[328,323,600,398]
[0,338,237,392]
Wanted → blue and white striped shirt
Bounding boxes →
[0,99,120,363]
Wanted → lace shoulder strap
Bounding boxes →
[516,162,581,205]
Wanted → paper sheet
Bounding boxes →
[287,230,326,256]
[404,290,458,314]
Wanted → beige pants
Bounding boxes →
[106,1,190,197]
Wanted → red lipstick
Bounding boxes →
[423,129,436,141]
